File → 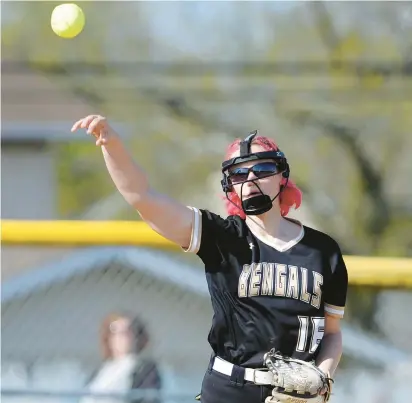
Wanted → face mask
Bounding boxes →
[221,131,289,216]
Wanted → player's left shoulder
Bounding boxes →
[301,224,348,279]
[301,223,342,254]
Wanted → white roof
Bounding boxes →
[2,246,209,303]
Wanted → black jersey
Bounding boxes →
[184,208,348,368]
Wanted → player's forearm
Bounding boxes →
[315,330,342,377]
[101,138,150,207]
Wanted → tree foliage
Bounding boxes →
[2,1,411,256]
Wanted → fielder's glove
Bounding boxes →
[263,349,333,403]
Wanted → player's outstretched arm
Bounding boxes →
[71,115,194,250]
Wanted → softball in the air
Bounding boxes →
[51,3,85,39]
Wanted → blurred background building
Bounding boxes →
[1,2,412,403]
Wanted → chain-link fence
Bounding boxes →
[1,246,212,403]
[2,245,412,403]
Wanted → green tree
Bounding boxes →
[2,1,411,258]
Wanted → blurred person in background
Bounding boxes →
[80,312,161,403]
[72,116,347,403]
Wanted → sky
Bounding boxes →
[146,1,297,54]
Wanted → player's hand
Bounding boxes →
[71,114,118,146]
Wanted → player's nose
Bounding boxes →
[247,171,259,180]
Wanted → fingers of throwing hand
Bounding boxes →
[71,118,84,132]
[71,115,102,133]
[87,116,105,136]
[95,129,108,146]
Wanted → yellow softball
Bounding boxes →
[51,3,85,39]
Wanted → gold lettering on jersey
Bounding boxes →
[311,272,323,309]
[286,265,299,300]
[274,263,287,297]
[261,263,274,296]
[238,264,252,297]
[300,268,311,304]
[238,263,324,307]
[249,263,262,296]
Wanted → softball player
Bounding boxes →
[72,115,347,403]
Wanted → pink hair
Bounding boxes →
[223,136,302,219]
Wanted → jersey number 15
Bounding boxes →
[296,316,325,354]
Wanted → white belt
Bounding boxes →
[212,357,274,385]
